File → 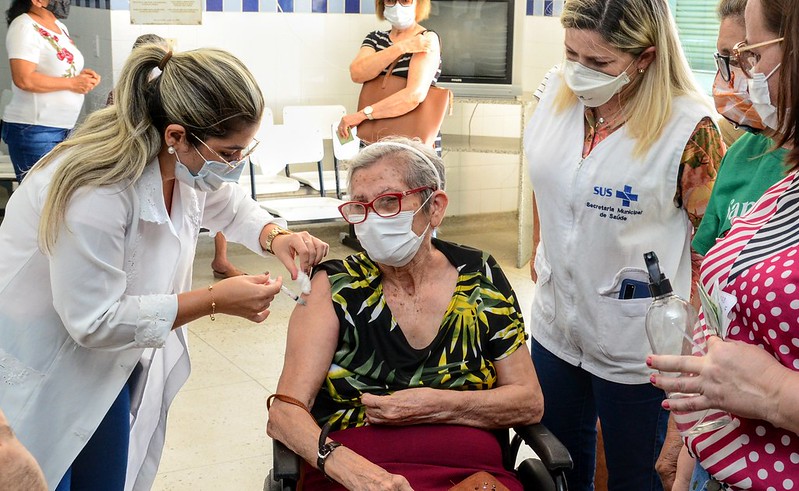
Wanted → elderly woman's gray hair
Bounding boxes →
[717,0,746,19]
[347,137,445,212]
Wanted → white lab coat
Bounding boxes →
[0,157,283,490]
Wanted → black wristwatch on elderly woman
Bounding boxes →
[317,422,342,479]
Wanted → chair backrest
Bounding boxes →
[282,105,346,138]
[331,123,361,162]
[254,124,324,175]
[263,107,274,127]
[248,108,282,176]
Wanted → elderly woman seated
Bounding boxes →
[266,137,544,490]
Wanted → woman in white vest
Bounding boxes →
[523,0,724,489]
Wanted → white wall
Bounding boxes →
[0,3,566,216]
[106,12,384,117]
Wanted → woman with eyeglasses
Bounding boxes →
[713,0,757,146]
[267,137,544,490]
[523,0,725,489]
[695,0,789,302]
[650,0,799,489]
[335,0,443,154]
[0,45,329,490]
[656,2,790,488]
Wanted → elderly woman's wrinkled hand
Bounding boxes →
[271,231,329,280]
[361,388,439,425]
[649,336,786,422]
[349,471,415,491]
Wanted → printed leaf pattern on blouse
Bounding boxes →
[310,240,527,431]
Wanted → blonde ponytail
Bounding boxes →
[35,46,264,252]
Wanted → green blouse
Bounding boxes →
[310,239,527,431]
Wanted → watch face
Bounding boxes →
[364,106,373,115]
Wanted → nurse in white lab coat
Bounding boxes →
[0,45,329,490]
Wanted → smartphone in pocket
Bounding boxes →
[619,278,651,299]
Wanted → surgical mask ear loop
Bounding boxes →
[764,63,781,80]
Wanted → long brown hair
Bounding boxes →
[775,0,799,168]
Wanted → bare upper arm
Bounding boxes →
[405,31,441,94]
[9,59,36,85]
[275,270,341,408]
[494,344,540,393]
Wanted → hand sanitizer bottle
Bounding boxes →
[643,251,696,362]
[643,251,732,436]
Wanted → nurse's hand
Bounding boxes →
[215,273,281,322]
[271,231,329,279]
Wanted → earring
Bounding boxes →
[638,68,645,74]
[167,146,175,155]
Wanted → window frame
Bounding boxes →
[671,0,720,94]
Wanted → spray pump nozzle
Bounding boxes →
[643,251,673,297]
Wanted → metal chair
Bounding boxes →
[255,123,346,224]
[240,110,302,200]
[329,123,360,199]
[265,424,572,491]
[282,105,347,198]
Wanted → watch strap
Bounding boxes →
[317,422,342,480]
[264,226,292,255]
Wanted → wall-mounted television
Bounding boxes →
[424,0,521,98]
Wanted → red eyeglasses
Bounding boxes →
[338,186,434,224]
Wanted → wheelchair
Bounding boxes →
[265,423,572,491]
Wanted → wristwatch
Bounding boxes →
[363,105,374,120]
[264,226,292,255]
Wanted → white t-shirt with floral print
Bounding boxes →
[3,13,85,128]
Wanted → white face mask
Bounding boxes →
[384,3,416,30]
[173,151,245,192]
[355,193,432,267]
[562,59,632,108]
[747,64,781,131]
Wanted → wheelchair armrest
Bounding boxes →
[512,423,573,472]
[272,439,301,481]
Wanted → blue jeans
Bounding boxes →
[690,461,727,490]
[0,121,70,182]
[55,380,131,491]
[532,339,668,491]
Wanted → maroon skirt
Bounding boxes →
[299,424,523,490]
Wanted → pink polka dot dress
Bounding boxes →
[691,172,799,490]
